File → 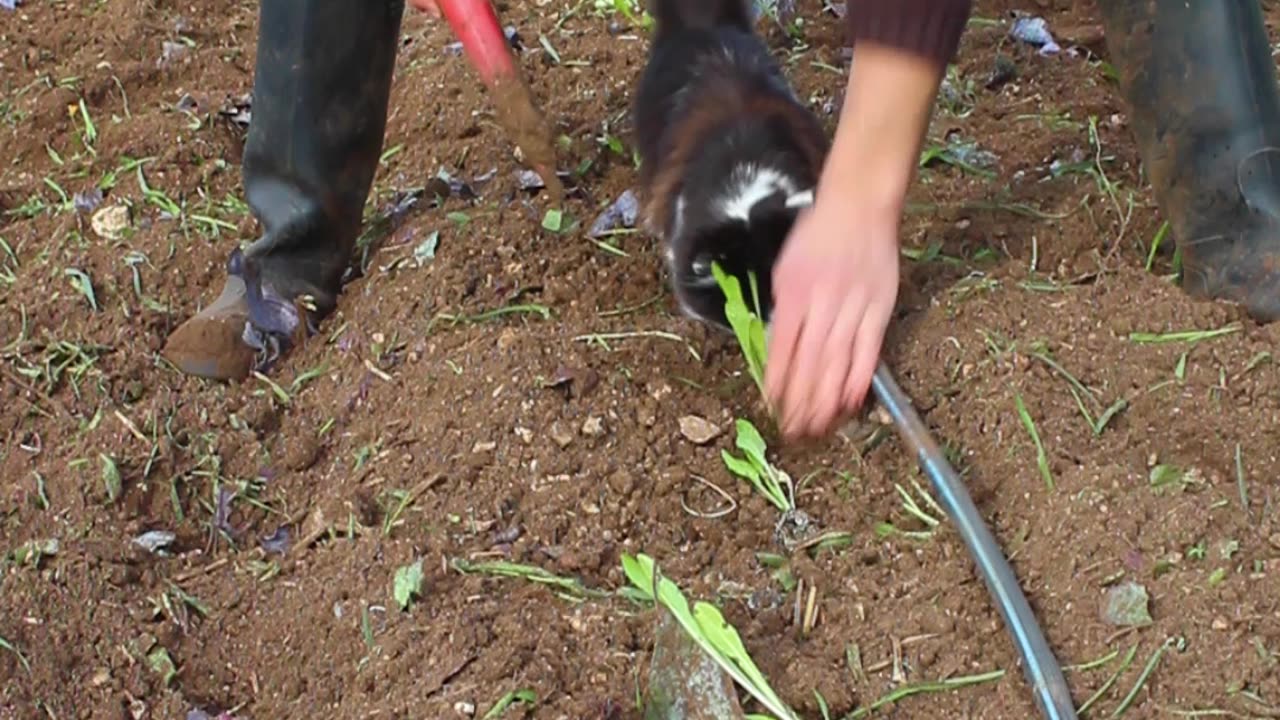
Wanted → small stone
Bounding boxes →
[649,382,673,401]
[91,205,130,240]
[90,667,111,687]
[159,40,188,66]
[472,441,496,454]
[581,416,605,437]
[1211,616,1229,631]
[550,423,573,448]
[678,415,722,445]
[454,701,475,716]
[871,405,893,426]
[514,426,534,444]
[497,328,519,351]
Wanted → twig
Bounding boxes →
[173,557,230,583]
[1,366,70,418]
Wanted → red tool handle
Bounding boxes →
[437,0,518,87]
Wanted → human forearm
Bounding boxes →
[820,42,947,217]
[820,0,973,217]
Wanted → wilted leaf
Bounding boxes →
[393,558,425,610]
[588,189,639,238]
[1102,581,1152,627]
[541,208,564,233]
[100,454,121,502]
[414,230,440,266]
[148,646,178,686]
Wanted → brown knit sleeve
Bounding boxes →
[844,0,974,68]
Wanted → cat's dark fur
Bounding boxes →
[633,0,830,328]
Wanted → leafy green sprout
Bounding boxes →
[711,261,769,404]
[622,553,801,720]
[721,418,794,513]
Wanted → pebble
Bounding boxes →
[550,422,574,448]
[91,205,130,240]
[513,426,534,444]
[678,415,722,445]
[581,416,605,437]
[453,701,475,717]
[472,441,496,454]
[1211,617,1229,631]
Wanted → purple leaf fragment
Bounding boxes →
[260,526,290,555]
[588,190,639,238]
[446,25,521,56]
[514,169,546,191]
[1,0,21,10]
[213,487,236,536]
[219,94,252,128]
[74,188,103,214]
[1010,16,1061,56]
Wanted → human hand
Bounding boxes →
[764,196,900,441]
[408,0,441,18]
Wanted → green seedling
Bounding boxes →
[1112,637,1181,716]
[0,636,31,675]
[721,418,794,513]
[451,559,607,601]
[1014,393,1053,490]
[483,689,537,719]
[711,262,768,404]
[1077,644,1138,715]
[623,553,800,720]
[875,479,944,541]
[1028,349,1127,436]
[1128,324,1241,345]
[844,669,1006,719]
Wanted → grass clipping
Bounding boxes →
[624,552,800,720]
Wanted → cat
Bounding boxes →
[633,0,830,329]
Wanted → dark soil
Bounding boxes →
[3,1,1279,718]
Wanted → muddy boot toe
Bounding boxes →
[162,276,256,381]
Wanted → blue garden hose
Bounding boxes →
[871,362,1078,720]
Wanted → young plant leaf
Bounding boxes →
[721,419,793,512]
[711,262,768,401]
[623,553,800,720]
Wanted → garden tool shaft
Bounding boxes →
[437,0,563,198]
[871,362,1077,720]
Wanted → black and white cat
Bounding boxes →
[633,0,829,329]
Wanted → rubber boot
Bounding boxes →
[163,0,404,380]
[1098,0,1280,321]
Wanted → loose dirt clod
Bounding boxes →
[679,415,723,444]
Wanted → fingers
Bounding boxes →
[777,287,838,439]
[795,290,863,437]
[844,301,893,412]
[764,260,807,414]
